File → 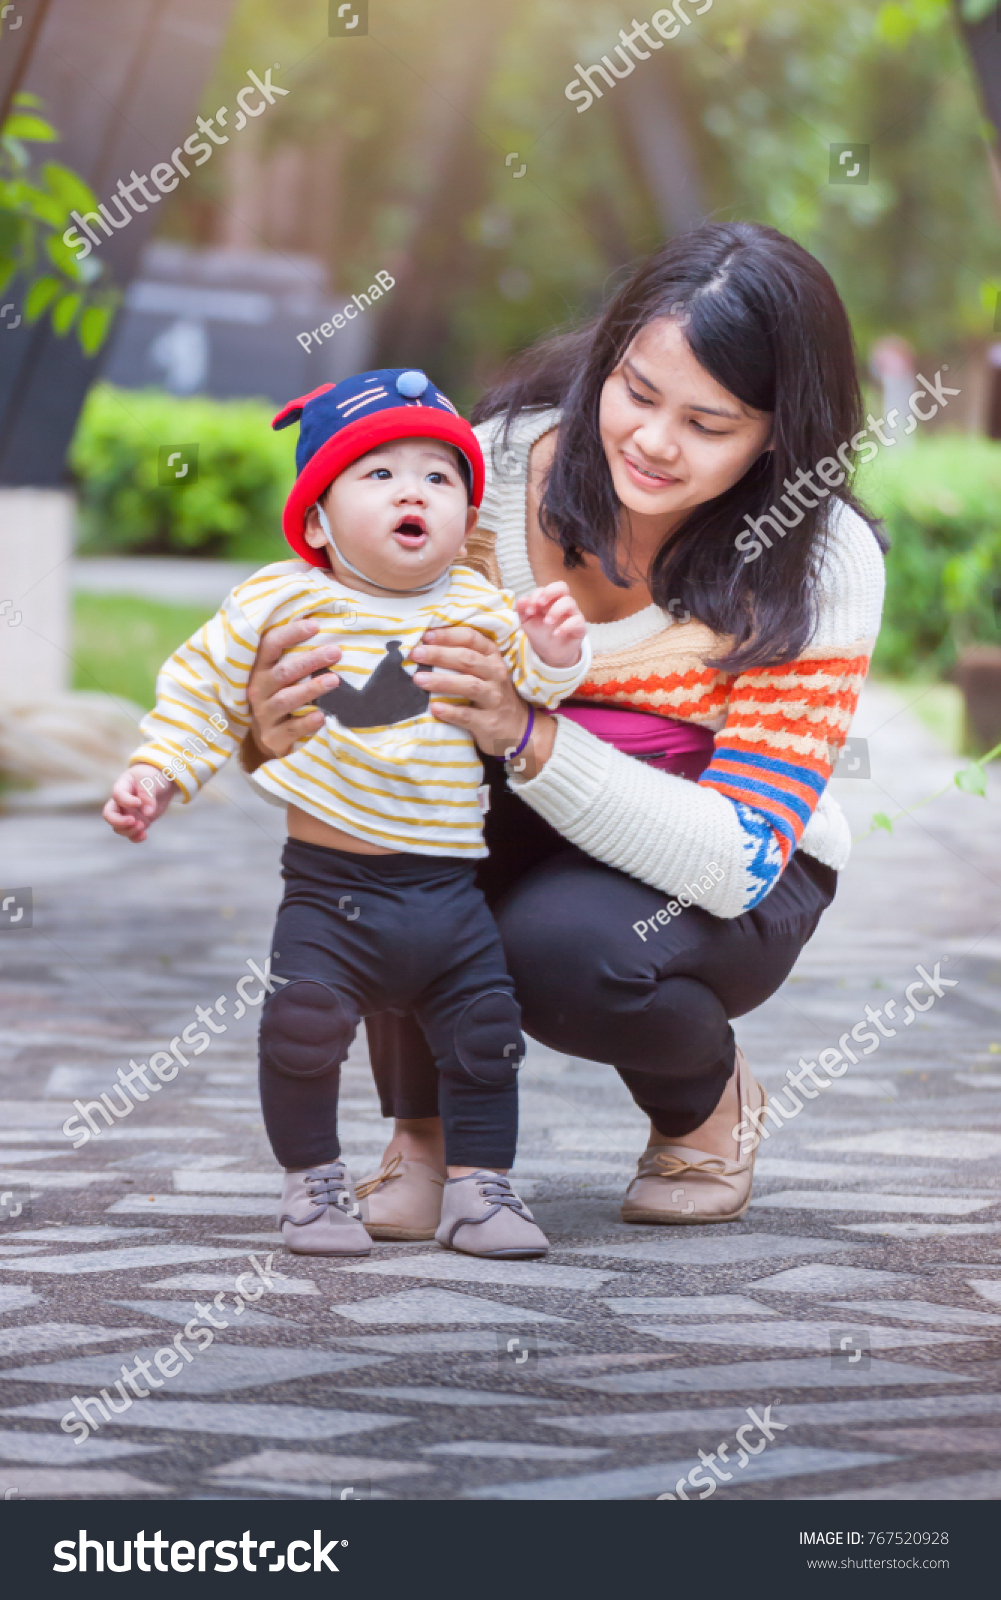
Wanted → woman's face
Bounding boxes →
[598,316,772,529]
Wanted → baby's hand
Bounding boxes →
[103,764,178,844]
[516,582,587,669]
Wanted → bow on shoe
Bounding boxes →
[641,1149,747,1179]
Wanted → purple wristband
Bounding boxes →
[507,705,535,762]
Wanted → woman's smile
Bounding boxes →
[620,449,683,490]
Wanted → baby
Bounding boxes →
[104,368,590,1260]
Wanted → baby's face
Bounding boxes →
[304,438,476,592]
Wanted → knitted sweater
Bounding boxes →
[467,409,885,918]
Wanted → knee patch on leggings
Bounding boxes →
[446,989,524,1088]
[260,980,352,1080]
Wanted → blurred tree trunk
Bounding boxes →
[373,0,502,374]
[955,1,1001,147]
[614,56,705,239]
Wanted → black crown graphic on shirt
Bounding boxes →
[316,640,430,729]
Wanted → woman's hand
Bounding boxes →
[411,626,556,778]
[246,618,342,760]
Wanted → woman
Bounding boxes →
[241,221,885,1233]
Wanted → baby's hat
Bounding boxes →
[272,368,485,568]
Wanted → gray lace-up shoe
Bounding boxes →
[435,1171,549,1259]
[278,1160,372,1257]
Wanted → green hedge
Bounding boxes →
[858,436,1001,678]
[70,388,1001,680]
[70,384,295,563]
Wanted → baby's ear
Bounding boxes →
[303,505,327,549]
[464,505,478,537]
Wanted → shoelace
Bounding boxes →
[295,1166,360,1223]
[473,1175,529,1213]
[354,1152,403,1201]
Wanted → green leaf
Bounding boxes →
[24,275,61,320]
[78,303,113,355]
[1,115,58,144]
[42,162,99,216]
[954,762,987,797]
[45,227,89,278]
[51,291,82,334]
[12,93,43,109]
[872,811,894,833]
[0,211,23,255]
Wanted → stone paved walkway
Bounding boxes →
[1,683,1000,1502]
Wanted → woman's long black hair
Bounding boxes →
[471,222,882,672]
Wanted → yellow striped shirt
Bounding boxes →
[131,558,590,857]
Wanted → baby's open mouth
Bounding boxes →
[393,515,428,548]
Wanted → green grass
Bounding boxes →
[72,593,213,710]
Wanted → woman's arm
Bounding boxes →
[509,508,884,917]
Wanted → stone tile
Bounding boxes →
[566,1234,868,1265]
[809,1130,1001,1161]
[837,1222,1001,1239]
[338,1386,562,1407]
[141,1274,319,1295]
[824,1299,1001,1330]
[542,1393,1001,1439]
[334,1255,619,1292]
[423,1442,607,1461]
[0,1287,42,1314]
[551,1357,975,1395]
[845,1426,1001,1454]
[749,1191,995,1216]
[330,1289,567,1326]
[747,1265,915,1294]
[0,1245,257,1276]
[0,1150,71,1165]
[969,1280,1001,1307]
[0,1399,408,1441]
[0,1468,166,1497]
[465,1446,897,1500]
[172,1172,281,1194]
[330,1332,568,1354]
[208,1450,429,1481]
[110,1299,303,1331]
[0,1429,165,1464]
[107,1195,278,1217]
[604,1296,777,1318]
[1,1346,391,1393]
[0,1323,151,1359]
[634,1322,973,1351]
[804,1469,1001,1500]
[0,1170,124,1190]
[19,1227,163,1242]
[0,1247,47,1257]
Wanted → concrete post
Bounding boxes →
[0,487,72,702]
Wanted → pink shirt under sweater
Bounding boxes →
[558,702,715,782]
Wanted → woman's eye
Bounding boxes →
[627,385,654,406]
[690,420,728,437]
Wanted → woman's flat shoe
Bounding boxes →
[620,1049,767,1226]
[356,1154,445,1240]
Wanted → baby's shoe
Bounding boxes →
[435,1171,548,1259]
[356,1153,445,1241]
[278,1160,371,1256]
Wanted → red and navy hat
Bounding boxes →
[272,368,486,567]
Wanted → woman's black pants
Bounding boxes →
[365,755,836,1138]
